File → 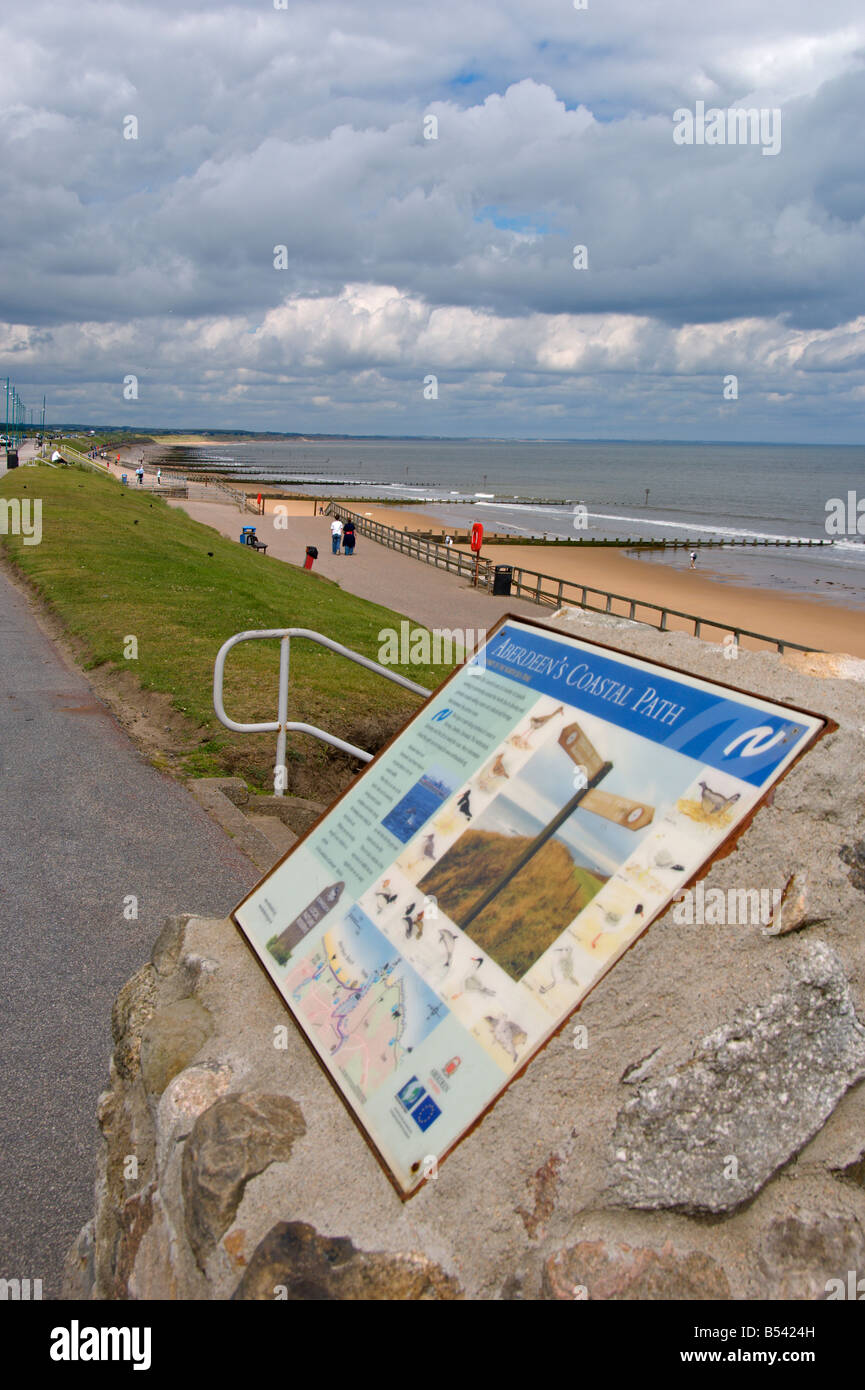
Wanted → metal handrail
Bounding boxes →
[213,627,430,794]
[57,444,112,475]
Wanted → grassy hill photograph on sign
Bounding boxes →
[420,827,607,981]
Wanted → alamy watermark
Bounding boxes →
[673,882,782,926]
[0,1277,42,1300]
[825,1270,865,1299]
[0,497,42,545]
[673,101,781,157]
[825,491,865,536]
[50,1323,151,1369]
[378,623,486,668]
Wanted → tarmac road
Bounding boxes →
[0,565,258,1297]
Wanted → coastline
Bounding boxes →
[346,503,865,658]
[104,461,865,657]
[145,435,246,447]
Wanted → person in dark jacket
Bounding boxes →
[342,519,356,556]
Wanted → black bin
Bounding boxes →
[6,450,19,469]
[492,564,513,596]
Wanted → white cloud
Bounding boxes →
[1,0,863,437]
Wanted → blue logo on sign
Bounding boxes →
[410,1095,442,1132]
[396,1077,425,1111]
[431,709,452,723]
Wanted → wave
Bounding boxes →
[473,501,572,516]
[586,510,828,544]
[473,499,836,546]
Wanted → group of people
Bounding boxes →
[132,465,163,486]
[330,515,356,556]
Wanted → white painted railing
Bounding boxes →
[213,628,430,794]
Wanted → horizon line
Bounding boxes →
[42,427,864,449]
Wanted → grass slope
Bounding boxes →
[0,466,449,793]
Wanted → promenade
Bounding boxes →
[170,497,540,634]
[88,447,865,657]
[169,494,865,657]
[0,564,257,1296]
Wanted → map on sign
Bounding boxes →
[285,906,444,1103]
[232,615,825,1194]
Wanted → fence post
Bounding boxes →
[330,505,819,657]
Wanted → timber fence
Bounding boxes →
[328,503,821,655]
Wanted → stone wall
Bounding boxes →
[65,611,865,1300]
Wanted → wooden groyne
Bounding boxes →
[408,528,833,551]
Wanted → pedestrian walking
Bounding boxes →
[156,468,162,486]
[342,519,356,556]
[689,550,697,569]
[330,516,343,554]
[136,465,144,486]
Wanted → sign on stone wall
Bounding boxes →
[232,616,825,1194]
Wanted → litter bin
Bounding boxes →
[492,564,513,596]
[121,473,128,486]
[6,450,18,470]
[304,545,318,570]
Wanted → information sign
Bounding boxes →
[233,616,825,1194]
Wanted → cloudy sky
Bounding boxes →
[1,0,863,440]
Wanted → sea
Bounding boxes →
[156,438,865,609]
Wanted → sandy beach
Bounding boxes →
[146,434,245,447]
[348,503,865,658]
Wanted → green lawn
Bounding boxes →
[50,432,153,454]
[0,465,449,794]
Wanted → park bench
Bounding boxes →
[239,526,268,554]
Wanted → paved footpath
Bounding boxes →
[0,566,258,1297]
[170,499,540,635]
[101,450,540,632]
[0,437,40,479]
[0,464,536,1295]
